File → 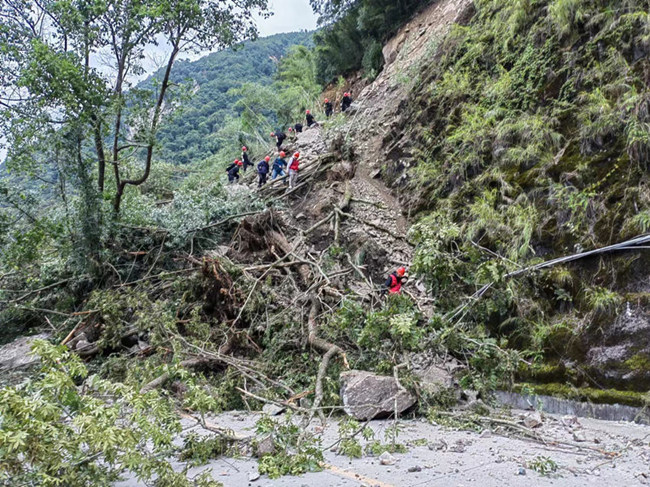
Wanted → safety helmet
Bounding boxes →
[242,146,247,151]
[270,132,275,137]
[280,151,286,157]
[397,267,406,277]
[306,110,310,114]
[235,159,242,166]
[265,156,271,162]
[289,127,293,132]
[294,152,300,158]
[324,98,329,103]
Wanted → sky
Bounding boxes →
[0,0,319,163]
[257,0,319,37]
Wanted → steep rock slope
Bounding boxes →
[377,0,650,396]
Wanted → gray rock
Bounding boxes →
[75,339,91,352]
[572,431,587,442]
[248,471,260,482]
[562,415,579,427]
[255,436,275,457]
[414,362,457,395]
[340,370,417,420]
[479,429,492,438]
[523,411,543,429]
[262,403,285,416]
[428,439,447,451]
[408,465,422,472]
[518,467,526,476]
[0,333,49,370]
[379,451,396,465]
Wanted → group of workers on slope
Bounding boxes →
[227,92,355,189]
[224,93,405,298]
[255,151,301,189]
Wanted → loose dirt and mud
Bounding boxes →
[115,409,650,487]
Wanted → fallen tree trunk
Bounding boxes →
[307,294,349,423]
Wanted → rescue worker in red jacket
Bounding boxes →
[288,152,300,189]
[382,267,406,295]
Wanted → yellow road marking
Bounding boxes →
[323,463,395,487]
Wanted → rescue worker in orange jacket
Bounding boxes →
[382,267,406,295]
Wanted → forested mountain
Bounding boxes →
[142,31,313,164]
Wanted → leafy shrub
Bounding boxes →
[0,340,207,487]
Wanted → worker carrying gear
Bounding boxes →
[294,123,303,133]
[288,152,300,189]
[272,152,288,181]
[382,267,406,295]
[257,156,270,188]
[341,92,353,112]
[241,146,253,172]
[324,98,333,117]
[226,159,243,184]
[305,110,316,127]
[271,131,286,149]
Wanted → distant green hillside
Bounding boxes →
[142,31,313,165]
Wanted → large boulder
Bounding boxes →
[412,356,464,396]
[0,333,50,371]
[340,370,416,420]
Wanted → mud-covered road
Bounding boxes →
[116,409,650,487]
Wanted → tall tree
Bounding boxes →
[1,0,270,218]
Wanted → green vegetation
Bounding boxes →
[400,0,650,392]
[311,0,430,82]
[0,340,221,487]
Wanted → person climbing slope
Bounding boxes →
[305,110,316,127]
[271,131,286,149]
[382,267,407,295]
[341,92,353,112]
[225,159,243,184]
[324,98,333,118]
[294,122,303,133]
[288,152,300,189]
[257,156,270,188]
[272,151,287,181]
[241,146,253,172]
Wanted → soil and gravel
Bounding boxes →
[115,409,650,487]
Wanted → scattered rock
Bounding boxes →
[518,467,527,476]
[428,439,447,451]
[255,436,275,457]
[523,412,543,429]
[340,370,417,420]
[572,431,587,442]
[262,403,285,416]
[248,471,260,482]
[408,465,422,473]
[0,333,49,370]
[413,360,459,396]
[379,452,396,466]
[479,429,492,438]
[562,415,579,427]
